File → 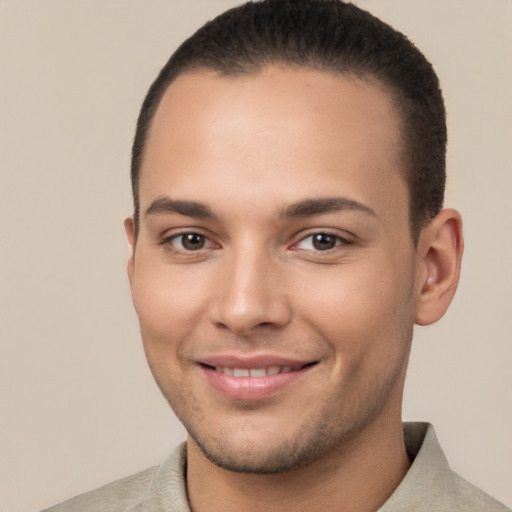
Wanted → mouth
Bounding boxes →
[198,360,318,401]
[201,362,315,377]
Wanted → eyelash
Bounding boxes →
[159,232,216,254]
[292,231,352,252]
[159,230,352,255]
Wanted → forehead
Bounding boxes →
[140,66,407,221]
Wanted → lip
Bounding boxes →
[198,354,317,401]
[200,354,313,369]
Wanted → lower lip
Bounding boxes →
[201,365,313,401]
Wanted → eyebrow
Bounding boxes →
[144,196,376,221]
[145,197,214,219]
[280,197,376,218]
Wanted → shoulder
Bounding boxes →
[443,471,511,512]
[380,423,510,511]
[41,442,189,512]
[41,466,158,512]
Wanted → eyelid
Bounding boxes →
[290,230,354,251]
[159,229,220,254]
[158,227,354,254]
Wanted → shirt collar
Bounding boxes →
[142,422,445,512]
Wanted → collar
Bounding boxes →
[141,422,474,511]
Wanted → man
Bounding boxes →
[44,0,509,510]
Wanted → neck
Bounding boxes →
[186,415,410,512]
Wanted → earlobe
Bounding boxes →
[415,209,464,326]
[124,217,136,285]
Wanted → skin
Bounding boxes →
[125,66,463,512]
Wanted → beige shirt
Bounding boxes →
[43,422,510,511]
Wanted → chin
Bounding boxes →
[193,434,323,474]
[186,414,346,475]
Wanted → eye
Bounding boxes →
[164,232,216,252]
[295,233,345,251]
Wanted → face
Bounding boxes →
[126,67,421,473]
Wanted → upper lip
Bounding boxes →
[199,354,317,369]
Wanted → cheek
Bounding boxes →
[295,258,414,356]
[131,261,208,350]
[131,268,205,394]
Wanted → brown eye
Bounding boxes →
[294,232,345,252]
[312,233,338,250]
[161,231,218,255]
[180,233,206,250]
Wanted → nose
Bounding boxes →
[209,248,292,336]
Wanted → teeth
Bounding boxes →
[215,366,302,377]
[249,368,267,377]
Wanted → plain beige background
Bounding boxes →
[0,1,510,510]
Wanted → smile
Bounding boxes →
[214,366,302,377]
[200,361,317,401]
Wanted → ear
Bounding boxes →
[124,217,136,286]
[414,208,464,326]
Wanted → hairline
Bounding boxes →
[133,63,420,244]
